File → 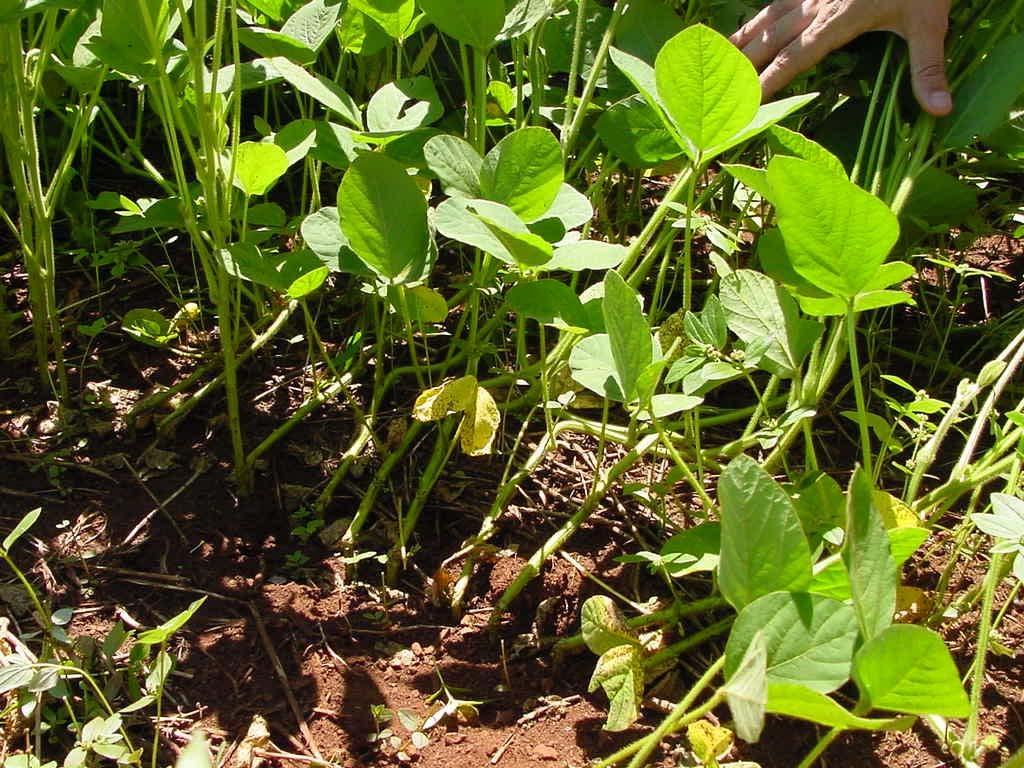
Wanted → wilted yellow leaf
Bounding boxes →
[409,285,448,324]
[873,490,921,529]
[687,719,734,763]
[459,385,499,456]
[413,376,477,422]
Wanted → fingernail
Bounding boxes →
[928,90,952,114]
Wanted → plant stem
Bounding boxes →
[845,304,873,476]
[796,727,843,768]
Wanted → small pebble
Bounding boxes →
[533,744,559,761]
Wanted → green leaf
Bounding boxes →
[469,207,553,268]
[237,27,317,64]
[723,631,767,743]
[725,592,859,694]
[136,598,206,646]
[532,184,594,235]
[286,266,330,299]
[300,207,371,276]
[767,683,915,731]
[347,0,416,40]
[718,455,813,610]
[569,334,626,401]
[767,156,900,300]
[338,153,430,281]
[659,522,720,577]
[408,286,448,324]
[366,77,443,134]
[602,270,652,401]
[581,596,637,655]
[498,0,553,40]
[719,269,823,378]
[654,24,760,159]
[853,625,969,717]
[974,493,1024,541]
[281,0,343,52]
[270,56,363,129]
[417,0,504,50]
[596,94,682,168]
[122,308,177,348]
[233,142,289,197]
[3,509,40,553]
[545,241,627,273]
[842,468,896,641]
[941,33,1024,148]
[338,5,392,54]
[766,125,846,177]
[506,280,588,329]
[479,127,564,222]
[708,93,817,157]
[588,644,644,732]
[424,135,482,198]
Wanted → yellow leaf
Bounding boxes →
[459,385,499,456]
[873,490,921,529]
[413,376,477,422]
[894,586,932,624]
[687,719,734,763]
[409,285,448,324]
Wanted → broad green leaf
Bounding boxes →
[974,493,1024,541]
[655,24,760,158]
[338,5,392,54]
[347,0,416,40]
[588,644,644,732]
[853,625,969,717]
[0,661,36,694]
[767,683,915,731]
[281,0,343,53]
[616,0,684,64]
[498,0,553,41]
[417,0,504,50]
[723,163,770,199]
[718,455,813,610]
[300,207,371,276]
[569,334,626,401]
[413,376,477,421]
[723,631,767,743]
[767,156,900,299]
[602,270,652,401]
[3,509,40,553]
[646,393,703,418]
[237,27,316,64]
[479,127,564,222]
[534,184,594,234]
[424,135,482,198]
[122,308,177,348]
[338,153,429,281]
[434,198,523,265]
[408,286,448,324]
[609,46,665,118]
[725,592,859,694]
[506,280,589,329]
[136,598,206,646]
[233,142,289,197]
[286,266,329,299]
[581,595,637,655]
[810,526,929,601]
[597,94,682,168]
[470,208,553,268]
[91,0,171,77]
[767,125,846,177]
[708,93,818,158]
[842,468,896,641]
[941,33,1024,148]
[902,167,979,229]
[659,522,720,577]
[719,269,823,378]
[367,77,443,134]
[545,241,627,273]
[270,56,363,129]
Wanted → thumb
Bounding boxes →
[906,22,952,116]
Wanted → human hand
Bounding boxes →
[730,0,953,116]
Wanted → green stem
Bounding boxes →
[845,305,873,476]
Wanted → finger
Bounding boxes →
[905,20,952,115]
[741,0,817,70]
[730,0,804,50]
[759,10,862,99]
